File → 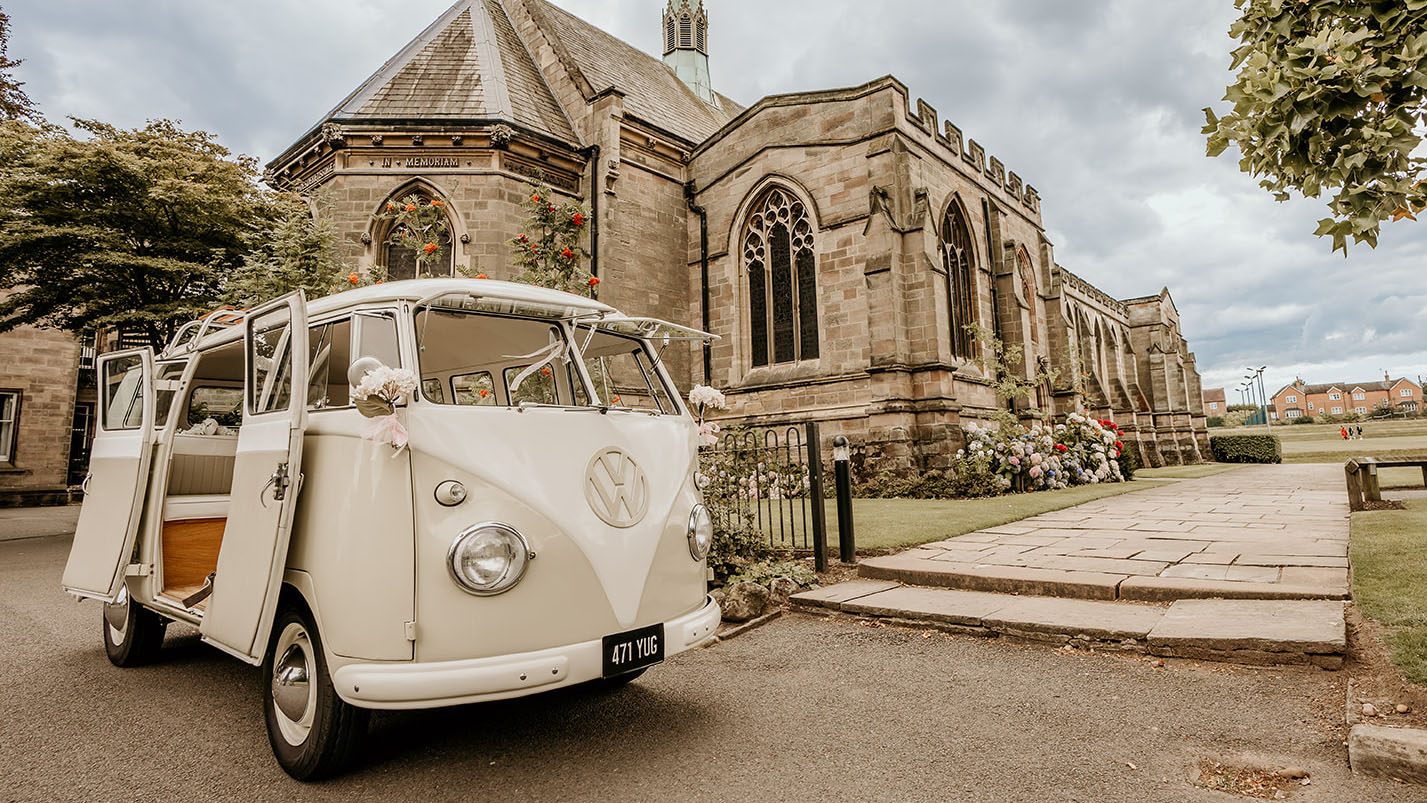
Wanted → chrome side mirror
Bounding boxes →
[347,356,385,388]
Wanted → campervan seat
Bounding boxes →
[163,494,230,522]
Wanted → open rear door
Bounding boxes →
[62,349,155,601]
[201,292,308,664]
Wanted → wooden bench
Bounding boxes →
[1344,456,1427,511]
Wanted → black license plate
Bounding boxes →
[602,623,665,678]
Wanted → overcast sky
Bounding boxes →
[7,0,1425,398]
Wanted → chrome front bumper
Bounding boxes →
[332,596,722,710]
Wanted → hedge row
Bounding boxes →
[1209,434,1282,464]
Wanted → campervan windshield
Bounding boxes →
[413,307,679,414]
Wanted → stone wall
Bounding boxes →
[0,322,79,494]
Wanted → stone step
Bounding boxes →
[792,581,1346,668]
[857,553,1349,603]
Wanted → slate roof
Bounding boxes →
[315,0,577,142]
[1203,388,1226,404]
[1278,379,1415,396]
[526,0,741,144]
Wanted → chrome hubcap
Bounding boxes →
[270,623,317,746]
[104,586,129,643]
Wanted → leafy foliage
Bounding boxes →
[707,524,775,586]
[0,10,37,122]
[0,119,269,349]
[222,191,363,307]
[965,322,1058,430]
[509,179,593,295]
[375,193,453,278]
[1209,433,1283,464]
[727,560,817,590]
[1204,1,1427,252]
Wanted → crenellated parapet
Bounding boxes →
[896,88,1042,219]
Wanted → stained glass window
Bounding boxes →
[941,204,977,359]
[743,188,819,367]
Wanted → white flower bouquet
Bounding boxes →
[352,365,418,452]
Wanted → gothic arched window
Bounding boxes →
[941,203,977,359]
[744,187,818,367]
[1018,247,1038,347]
[379,193,454,281]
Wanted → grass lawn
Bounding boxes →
[1211,419,1427,464]
[1135,464,1242,480]
[1350,499,1427,686]
[827,479,1170,552]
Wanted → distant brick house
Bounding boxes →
[1202,387,1226,418]
[1270,375,1422,421]
[0,287,96,506]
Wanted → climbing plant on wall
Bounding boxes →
[508,179,594,296]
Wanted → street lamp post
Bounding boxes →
[1246,366,1271,432]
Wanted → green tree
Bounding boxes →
[1204,1,1427,252]
[0,8,38,121]
[965,322,1059,431]
[223,190,360,307]
[0,118,269,350]
[509,179,593,295]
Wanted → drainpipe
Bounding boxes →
[686,182,712,384]
[581,144,601,283]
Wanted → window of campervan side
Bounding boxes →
[305,311,401,412]
[101,353,146,430]
[574,326,677,414]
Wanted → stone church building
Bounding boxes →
[265,0,1210,472]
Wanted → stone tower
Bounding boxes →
[662,0,715,104]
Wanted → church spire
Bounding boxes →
[662,0,716,105]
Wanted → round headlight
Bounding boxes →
[447,523,532,596]
[688,505,713,561]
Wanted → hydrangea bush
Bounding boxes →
[958,413,1126,495]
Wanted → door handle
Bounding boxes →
[259,463,290,508]
[81,473,92,495]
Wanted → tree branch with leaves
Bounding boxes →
[1204,1,1427,252]
[509,179,594,296]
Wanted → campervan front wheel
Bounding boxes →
[102,585,167,667]
[262,604,369,781]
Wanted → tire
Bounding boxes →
[262,604,369,781]
[102,585,167,667]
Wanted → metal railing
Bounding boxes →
[700,421,828,561]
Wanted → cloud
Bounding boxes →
[8,0,1425,394]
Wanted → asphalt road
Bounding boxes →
[1,534,1420,802]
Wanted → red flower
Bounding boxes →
[589,276,601,287]
[475,273,488,280]
[1114,440,1123,450]
[1054,443,1068,453]
[573,213,586,226]
[612,396,621,404]
[540,367,551,376]
[561,247,574,259]
[386,202,395,212]
[348,272,360,285]
[518,233,528,242]
[479,389,489,398]
[424,243,439,255]
[431,200,444,208]
[375,280,383,285]
[548,205,556,214]
[532,194,541,203]
[405,203,417,212]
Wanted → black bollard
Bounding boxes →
[833,436,855,564]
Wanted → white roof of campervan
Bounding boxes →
[163,279,618,356]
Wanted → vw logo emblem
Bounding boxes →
[584,448,649,528]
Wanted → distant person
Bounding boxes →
[1357,425,1364,439]
[1341,426,1349,440]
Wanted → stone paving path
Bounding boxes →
[859,464,1350,601]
